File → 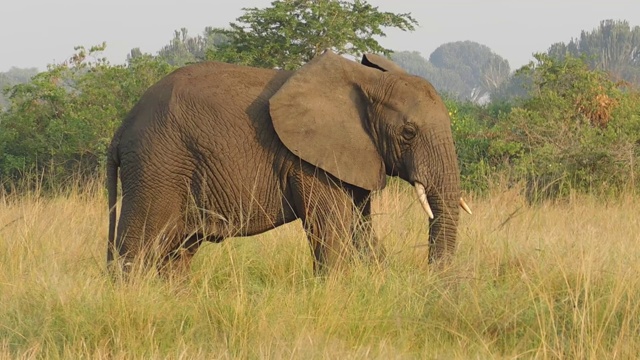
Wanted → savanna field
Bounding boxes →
[2,4,640,359]
[1,180,638,359]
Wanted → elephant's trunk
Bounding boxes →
[427,180,460,263]
[413,133,462,263]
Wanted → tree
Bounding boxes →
[390,51,436,78]
[157,28,200,66]
[127,47,144,62]
[203,26,230,49]
[0,67,39,110]
[390,51,466,98]
[207,0,417,70]
[391,44,510,103]
[490,70,531,102]
[548,20,640,86]
[429,41,510,103]
[148,27,229,67]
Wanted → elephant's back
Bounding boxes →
[160,62,294,162]
[119,61,291,126]
[169,61,291,93]
[115,61,293,158]
[114,61,298,234]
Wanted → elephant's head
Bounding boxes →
[270,50,470,263]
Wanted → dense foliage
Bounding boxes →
[430,41,511,103]
[0,45,175,189]
[451,54,640,199]
[206,0,417,70]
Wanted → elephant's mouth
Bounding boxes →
[413,181,472,219]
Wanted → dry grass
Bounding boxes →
[0,181,638,359]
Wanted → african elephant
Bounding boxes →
[106,50,471,275]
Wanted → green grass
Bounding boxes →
[1,182,639,359]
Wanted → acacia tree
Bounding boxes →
[207,0,418,70]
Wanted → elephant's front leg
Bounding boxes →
[289,170,359,274]
[352,193,386,264]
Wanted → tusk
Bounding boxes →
[414,183,434,219]
[459,197,472,215]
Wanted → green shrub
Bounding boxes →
[450,54,640,199]
[0,45,176,191]
[496,54,640,199]
[447,99,493,193]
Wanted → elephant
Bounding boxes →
[106,50,471,275]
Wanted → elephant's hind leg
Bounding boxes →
[113,192,186,276]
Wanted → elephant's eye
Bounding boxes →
[401,124,417,141]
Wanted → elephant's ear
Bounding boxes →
[269,51,386,191]
[361,53,406,73]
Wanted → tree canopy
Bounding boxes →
[390,51,465,98]
[154,27,229,67]
[207,0,418,70]
[548,20,640,85]
[429,41,510,103]
[391,42,510,103]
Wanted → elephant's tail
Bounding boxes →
[106,146,119,262]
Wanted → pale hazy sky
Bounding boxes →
[2,0,639,72]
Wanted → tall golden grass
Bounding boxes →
[0,180,638,359]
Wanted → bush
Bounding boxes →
[450,54,640,199]
[447,99,493,193]
[0,45,176,191]
[498,54,640,199]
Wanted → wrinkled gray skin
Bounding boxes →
[107,51,461,275]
